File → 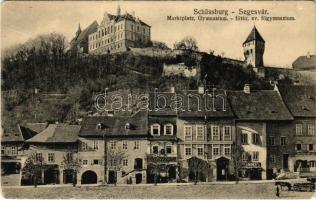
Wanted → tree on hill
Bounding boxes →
[151,40,170,50]
[173,36,199,51]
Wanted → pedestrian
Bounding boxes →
[276,185,280,197]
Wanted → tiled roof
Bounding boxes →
[277,85,316,117]
[227,90,293,121]
[27,124,81,143]
[100,13,150,28]
[19,126,39,141]
[177,90,235,118]
[25,122,48,134]
[70,21,98,48]
[243,26,265,44]
[1,125,24,143]
[292,55,316,71]
[79,111,148,137]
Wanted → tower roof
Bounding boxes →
[243,26,265,44]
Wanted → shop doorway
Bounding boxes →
[81,170,97,184]
[216,157,229,181]
[135,173,142,184]
[108,170,116,184]
[283,154,289,170]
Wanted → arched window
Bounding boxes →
[151,124,160,136]
[164,124,173,135]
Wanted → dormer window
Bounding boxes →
[96,123,102,130]
[151,124,160,136]
[125,123,131,129]
[164,124,173,135]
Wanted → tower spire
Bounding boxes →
[117,4,121,16]
[76,23,81,37]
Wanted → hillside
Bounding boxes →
[1,33,279,132]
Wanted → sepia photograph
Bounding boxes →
[1,0,316,199]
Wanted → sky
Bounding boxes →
[1,1,315,67]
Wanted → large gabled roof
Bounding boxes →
[292,55,316,71]
[27,124,81,143]
[277,85,316,117]
[243,26,265,44]
[1,125,24,143]
[227,90,293,121]
[79,111,148,138]
[71,21,98,45]
[99,12,150,28]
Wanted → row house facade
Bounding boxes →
[1,123,46,185]
[7,84,315,185]
[227,85,293,180]
[147,92,178,183]
[176,88,236,182]
[272,85,316,176]
[88,6,151,54]
[24,124,81,185]
[78,111,148,185]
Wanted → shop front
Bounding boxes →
[239,162,263,180]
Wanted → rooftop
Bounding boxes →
[277,85,316,117]
[27,124,81,143]
[227,90,293,121]
[243,26,265,44]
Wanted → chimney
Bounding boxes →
[132,11,135,18]
[198,86,205,94]
[244,84,250,94]
[170,86,175,93]
[307,52,311,58]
